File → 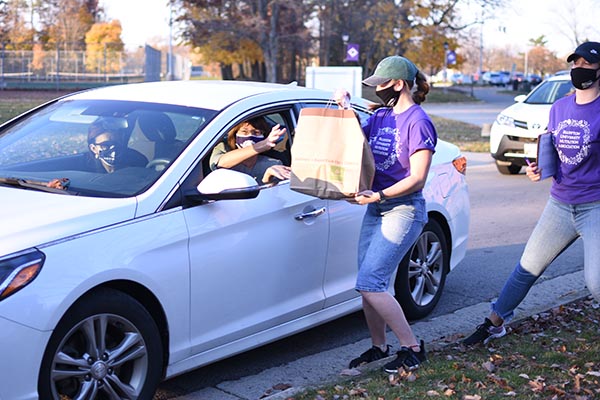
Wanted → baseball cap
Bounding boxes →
[362,56,418,87]
[567,42,600,63]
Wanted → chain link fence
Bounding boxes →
[0,43,189,91]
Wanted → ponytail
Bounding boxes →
[408,70,430,105]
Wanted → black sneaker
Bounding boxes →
[383,340,426,373]
[462,318,506,346]
[349,345,391,368]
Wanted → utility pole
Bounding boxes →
[167,0,174,80]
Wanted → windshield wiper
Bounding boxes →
[0,176,74,195]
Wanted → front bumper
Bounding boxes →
[490,123,540,167]
[0,316,51,400]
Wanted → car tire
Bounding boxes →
[394,219,449,320]
[495,161,522,175]
[38,287,163,400]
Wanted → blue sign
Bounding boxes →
[345,43,360,62]
[446,50,456,65]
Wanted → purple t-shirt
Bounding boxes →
[548,94,600,204]
[362,105,437,191]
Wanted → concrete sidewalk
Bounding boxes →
[173,270,589,400]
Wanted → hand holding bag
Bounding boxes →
[290,107,375,199]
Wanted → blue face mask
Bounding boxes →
[236,135,264,148]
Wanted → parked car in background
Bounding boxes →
[451,72,473,85]
[0,81,470,399]
[511,72,524,83]
[483,71,510,86]
[490,74,574,174]
[526,73,542,86]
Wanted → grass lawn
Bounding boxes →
[0,90,72,125]
[289,296,600,400]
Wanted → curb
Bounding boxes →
[172,270,588,400]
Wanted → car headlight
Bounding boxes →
[496,113,515,127]
[0,249,45,301]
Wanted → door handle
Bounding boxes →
[294,207,326,221]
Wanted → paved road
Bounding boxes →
[422,86,517,127]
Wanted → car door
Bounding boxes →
[298,103,371,308]
[183,108,330,355]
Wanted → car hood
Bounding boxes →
[0,187,137,256]
[501,102,552,130]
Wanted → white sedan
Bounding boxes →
[0,81,470,399]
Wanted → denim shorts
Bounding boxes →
[355,192,427,293]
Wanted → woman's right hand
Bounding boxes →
[333,89,351,109]
[525,162,541,182]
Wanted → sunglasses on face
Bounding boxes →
[93,140,119,152]
[237,128,263,136]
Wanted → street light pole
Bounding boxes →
[167,0,174,80]
[342,33,349,64]
[443,41,449,83]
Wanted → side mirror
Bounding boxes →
[514,94,527,103]
[184,169,261,204]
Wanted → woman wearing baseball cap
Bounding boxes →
[463,41,600,346]
[336,55,437,374]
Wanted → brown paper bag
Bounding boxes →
[290,107,375,199]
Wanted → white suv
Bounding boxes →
[490,74,574,174]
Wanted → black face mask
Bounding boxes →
[375,85,401,106]
[570,67,600,90]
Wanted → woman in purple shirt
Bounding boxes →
[339,55,437,373]
[464,42,600,346]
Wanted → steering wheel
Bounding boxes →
[146,158,171,171]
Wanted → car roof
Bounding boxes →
[64,80,334,110]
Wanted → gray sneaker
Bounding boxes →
[463,318,506,346]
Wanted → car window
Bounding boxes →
[0,99,217,197]
[200,109,294,185]
[525,80,574,104]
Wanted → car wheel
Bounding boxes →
[495,161,522,175]
[394,219,449,320]
[38,287,163,400]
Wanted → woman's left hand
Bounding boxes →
[262,165,291,183]
[354,190,378,205]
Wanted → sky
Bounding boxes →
[100,0,600,57]
[100,0,173,48]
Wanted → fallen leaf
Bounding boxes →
[528,379,545,392]
[482,361,495,372]
[340,368,361,376]
[519,373,530,379]
[587,371,600,377]
[426,390,439,396]
[272,383,292,391]
[463,395,482,400]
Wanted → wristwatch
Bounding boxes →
[377,190,387,203]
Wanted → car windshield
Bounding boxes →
[0,99,217,198]
[525,79,574,105]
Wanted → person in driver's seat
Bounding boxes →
[85,118,148,173]
[209,116,290,183]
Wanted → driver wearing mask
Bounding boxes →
[86,118,148,173]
